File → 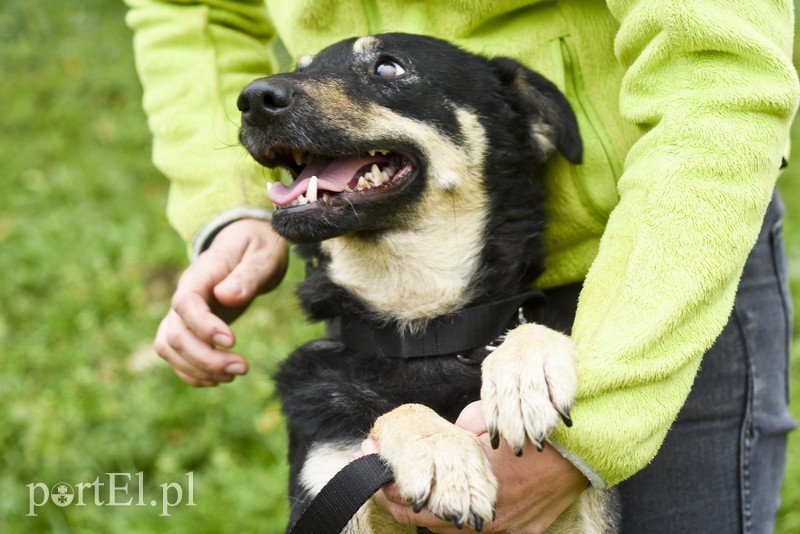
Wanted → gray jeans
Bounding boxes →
[617,192,796,533]
[542,192,795,533]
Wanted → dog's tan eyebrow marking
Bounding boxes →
[353,36,380,57]
[296,54,315,70]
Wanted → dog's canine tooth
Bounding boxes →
[307,175,318,202]
[371,164,381,180]
[292,148,305,166]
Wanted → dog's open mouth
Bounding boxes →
[263,148,415,209]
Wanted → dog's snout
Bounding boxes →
[238,78,295,123]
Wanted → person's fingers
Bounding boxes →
[373,485,459,530]
[154,310,248,384]
[171,251,237,345]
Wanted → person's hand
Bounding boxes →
[154,218,288,386]
[366,401,587,533]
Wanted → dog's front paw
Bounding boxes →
[371,404,497,530]
[481,323,577,455]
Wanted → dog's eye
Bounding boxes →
[374,60,406,79]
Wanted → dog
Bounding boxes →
[238,33,614,533]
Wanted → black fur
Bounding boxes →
[238,33,582,527]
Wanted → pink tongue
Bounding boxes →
[268,155,384,205]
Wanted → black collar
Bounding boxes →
[326,290,544,359]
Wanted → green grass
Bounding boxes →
[0,1,798,532]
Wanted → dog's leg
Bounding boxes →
[480,323,577,455]
[297,441,414,534]
[547,488,619,534]
[481,324,616,533]
[370,403,498,530]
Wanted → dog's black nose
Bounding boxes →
[237,78,295,123]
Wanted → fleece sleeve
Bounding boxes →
[124,0,278,254]
[549,0,799,487]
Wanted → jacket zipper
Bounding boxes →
[550,35,622,224]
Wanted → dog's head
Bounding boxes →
[238,33,581,244]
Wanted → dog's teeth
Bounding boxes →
[356,176,369,190]
[377,149,389,155]
[297,194,308,206]
[307,175,318,202]
[291,148,305,166]
[345,186,353,192]
[371,164,381,179]
[368,149,376,157]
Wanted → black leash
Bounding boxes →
[287,454,394,534]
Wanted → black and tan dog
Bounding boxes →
[238,33,612,533]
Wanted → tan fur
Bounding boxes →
[549,488,618,534]
[300,80,368,134]
[370,404,498,529]
[321,107,489,327]
[343,500,413,534]
[532,122,557,157]
[481,323,578,453]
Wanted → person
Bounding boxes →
[124,0,798,531]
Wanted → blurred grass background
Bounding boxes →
[0,0,798,532]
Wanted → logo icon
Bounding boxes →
[50,483,74,507]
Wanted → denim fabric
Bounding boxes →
[614,192,796,533]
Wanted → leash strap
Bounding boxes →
[288,454,394,534]
[328,290,544,359]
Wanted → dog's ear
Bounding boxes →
[489,57,582,164]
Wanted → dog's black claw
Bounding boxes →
[534,438,545,452]
[454,514,465,529]
[490,431,500,450]
[412,499,424,514]
[513,446,524,457]
[473,513,484,532]
[559,408,573,428]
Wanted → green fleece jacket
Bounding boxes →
[125,0,798,487]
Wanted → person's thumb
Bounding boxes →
[214,253,271,307]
